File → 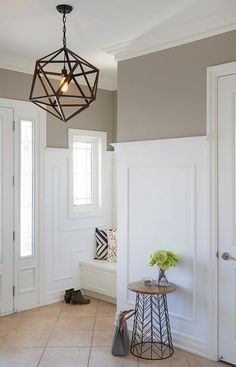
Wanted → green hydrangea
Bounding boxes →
[148,250,179,270]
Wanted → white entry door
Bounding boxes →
[218,74,236,365]
[0,101,44,315]
[0,107,14,315]
[13,108,40,311]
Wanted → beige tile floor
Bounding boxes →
[0,298,227,366]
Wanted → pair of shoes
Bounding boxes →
[64,288,90,305]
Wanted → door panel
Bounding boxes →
[218,74,236,365]
[0,107,14,315]
[14,109,39,311]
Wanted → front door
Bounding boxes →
[13,108,40,311]
[0,102,42,315]
[218,73,236,365]
[0,107,14,315]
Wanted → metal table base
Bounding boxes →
[130,293,174,360]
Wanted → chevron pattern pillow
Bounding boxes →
[95,228,108,260]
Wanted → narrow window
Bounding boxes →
[69,129,106,216]
[73,141,93,206]
[20,120,34,257]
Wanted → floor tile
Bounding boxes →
[184,351,226,367]
[0,313,23,335]
[39,347,90,367]
[55,316,95,331]
[48,330,93,347]
[89,347,138,367]
[96,301,116,317]
[0,301,225,367]
[0,347,44,367]
[16,316,57,332]
[60,307,97,317]
[2,330,51,347]
[22,302,63,318]
[92,330,115,346]
[60,299,97,317]
[94,317,115,330]
[137,348,191,367]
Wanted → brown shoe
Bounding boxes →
[71,290,90,305]
[64,288,74,304]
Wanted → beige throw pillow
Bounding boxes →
[107,229,117,263]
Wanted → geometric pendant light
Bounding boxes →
[29,4,99,122]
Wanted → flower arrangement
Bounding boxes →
[148,250,179,287]
[148,250,179,270]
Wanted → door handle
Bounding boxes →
[221,252,236,261]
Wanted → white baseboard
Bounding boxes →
[44,289,117,306]
[172,330,207,357]
[83,290,116,304]
[44,290,64,305]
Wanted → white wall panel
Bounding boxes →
[44,148,114,302]
[113,137,209,357]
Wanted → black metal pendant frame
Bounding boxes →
[29,46,99,122]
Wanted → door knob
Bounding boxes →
[221,252,236,261]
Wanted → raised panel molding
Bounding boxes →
[44,148,114,301]
[18,266,36,294]
[114,137,209,357]
[126,163,197,323]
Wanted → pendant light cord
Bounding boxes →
[62,11,67,47]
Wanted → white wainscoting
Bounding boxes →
[112,137,209,357]
[44,148,114,303]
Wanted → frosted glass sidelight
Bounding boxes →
[20,120,34,257]
[0,117,1,263]
[73,141,93,206]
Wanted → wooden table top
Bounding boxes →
[128,281,176,295]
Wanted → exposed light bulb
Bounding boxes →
[60,68,69,92]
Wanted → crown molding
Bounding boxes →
[104,8,236,61]
[0,55,116,91]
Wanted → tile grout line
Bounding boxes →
[36,302,64,367]
[184,353,191,367]
[86,299,99,367]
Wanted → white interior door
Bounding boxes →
[0,107,14,315]
[218,73,236,365]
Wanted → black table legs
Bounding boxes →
[130,293,174,360]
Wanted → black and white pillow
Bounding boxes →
[95,228,108,260]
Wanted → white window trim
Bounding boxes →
[68,128,107,218]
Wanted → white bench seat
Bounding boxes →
[79,259,117,303]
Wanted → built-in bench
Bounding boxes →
[79,259,117,304]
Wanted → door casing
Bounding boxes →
[207,61,236,361]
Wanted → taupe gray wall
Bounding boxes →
[117,30,236,142]
[0,68,116,148]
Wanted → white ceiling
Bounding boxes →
[1,0,236,90]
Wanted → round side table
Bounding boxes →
[128,281,176,360]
